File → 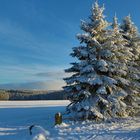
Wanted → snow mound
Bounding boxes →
[33,134,46,140]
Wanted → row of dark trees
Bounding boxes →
[0,90,67,100]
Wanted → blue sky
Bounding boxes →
[0,0,140,90]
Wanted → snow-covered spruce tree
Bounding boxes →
[63,2,138,120]
[121,15,140,61]
[109,16,139,116]
[120,15,140,113]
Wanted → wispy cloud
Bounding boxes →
[34,70,71,80]
[0,17,74,67]
[0,64,70,90]
[0,80,66,90]
[0,19,53,61]
[0,1,76,90]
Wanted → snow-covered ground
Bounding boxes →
[0,101,139,140]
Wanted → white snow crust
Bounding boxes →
[0,101,139,140]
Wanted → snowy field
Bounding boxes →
[0,101,140,140]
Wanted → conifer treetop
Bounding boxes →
[80,1,109,35]
[121,15,138,35]
[91,1,105,20]
[121,14,140,61]
[112,15,119,33]
[90,1,109,32]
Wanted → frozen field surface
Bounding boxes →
[0,101,139,140]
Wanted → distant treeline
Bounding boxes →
[0,89,68,100]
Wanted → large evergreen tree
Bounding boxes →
[120,15,140,113]
[63,2,139,120]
